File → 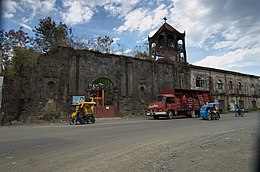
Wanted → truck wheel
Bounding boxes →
[167,110,174,119]
[153,116,159,120]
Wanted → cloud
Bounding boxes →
[2,0,56,20]
[194,45,260,74]
[114,48,132,55]
[113,37,120,43]
[115,3,172,33]
[2,0,21,18]
[41,0,56,13]
[167,0,260,75]
[116,8,148,33]
[104,0,140,17]
[170,0,218,48]
[62,0,94,25]
[124,48,132,54]
[60,0,141,25]
[104,3,122,16]
[19,23,33,31]
[21,0,56,19]
[194,49,245,69]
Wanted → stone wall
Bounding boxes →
[19,47,190,119]
[1,47,259,124]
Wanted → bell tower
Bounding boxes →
[148,18,187,63]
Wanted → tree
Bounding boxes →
[133,42,149,60]
[33,17,72,53]
[87,36,114,53]
[0,27,33,69]
[70,35,89,50]
[0,27,40,124]
[11,47,39,74]
[1,46,40,124]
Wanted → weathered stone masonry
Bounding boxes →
[1,21,260,123]
[28,48,190,119]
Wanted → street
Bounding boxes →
[0,112,259,172]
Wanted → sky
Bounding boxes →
[1,0,260,76]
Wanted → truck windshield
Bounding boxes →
[156,96,164,102]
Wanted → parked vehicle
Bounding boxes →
[146,88,211,119]
[70,101,96,125]
[200,102,220,120]
[235,107,245,117]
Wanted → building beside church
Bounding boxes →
[1,21,259,123]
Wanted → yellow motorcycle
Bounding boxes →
[70,101,96,125]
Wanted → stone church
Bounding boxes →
[1,21,260,122]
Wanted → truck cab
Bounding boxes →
[146,94,178,119]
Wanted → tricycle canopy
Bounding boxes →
[200,102,219,110]
[79,101,96,108]
[200,102,219,119]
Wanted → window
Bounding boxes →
[158,35,164,48]
[167,34,175,48]
[180,52,185,62]
[166,97,175,103]
[179,74,183,88]
[229,81,233,93]
[196,77,207,88]
[251,84,255,95]
[217,79,223,89]
[156,96,164,102]
[178,39,183,49]
[237,82,242,93]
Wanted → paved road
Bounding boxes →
[0,112,259,172]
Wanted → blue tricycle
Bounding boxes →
[200,102,220,120]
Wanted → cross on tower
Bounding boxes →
[163,17,167,23]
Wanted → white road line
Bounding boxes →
[213,129,235,135]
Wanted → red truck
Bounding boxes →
[146,88,211,119]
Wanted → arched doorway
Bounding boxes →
[90,77,116,117]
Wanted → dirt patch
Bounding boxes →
[85,127,258,172]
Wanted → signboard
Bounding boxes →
[72,96,85,105]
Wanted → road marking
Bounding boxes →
[213,129,235,135]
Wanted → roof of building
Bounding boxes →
[149,22,184,38]
[189,64,260,78]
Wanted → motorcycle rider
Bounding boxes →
[210,104,218,116]
[235,104,244,116]
[83,103,95,124]
[77,107,85,118]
